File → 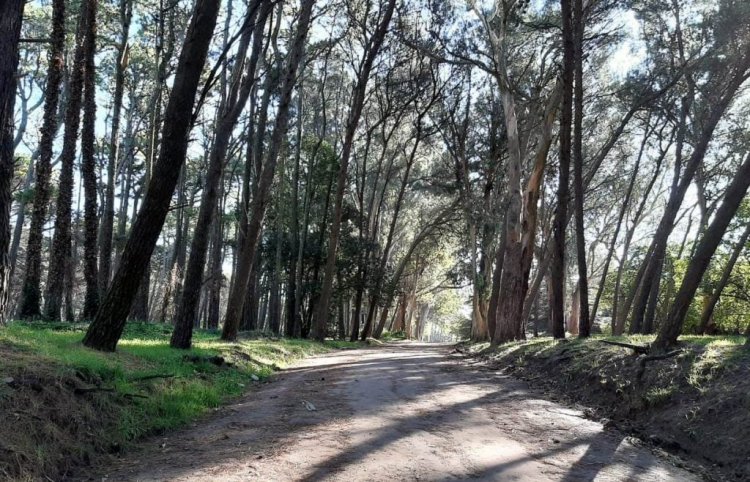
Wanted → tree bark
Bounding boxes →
[572,0,589,338]
[80,0,100,320]
[550,0,574,340]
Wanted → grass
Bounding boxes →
[379,330,407,341]
[0,322,357,444]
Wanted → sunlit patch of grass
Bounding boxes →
[0,321,359,444]
[643,385,677,407]
[686,341,746,393]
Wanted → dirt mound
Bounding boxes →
[0,347,126,480]
[469,338,750,480]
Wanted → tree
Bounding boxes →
[83,0,222,351]
[551,0,574,340]
[697,219,750,334]
[80,0,100,319]
[312,0,398,341]
[0,0,25,325]
[99,0,133,294]
[44,0,94,320]
[18,0,66,319]
[171,0,271,349]
[221,0,316,342]
[654,152,750,350]
[572,0,589,338]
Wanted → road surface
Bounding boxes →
[92,343,697,481]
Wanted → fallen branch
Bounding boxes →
[183,355,231,367]
[74,386,115,395]
[122,392,149,399]
[599,340,650,354]
[637,349,683,380]
[130,373,176,382]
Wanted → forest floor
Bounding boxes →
[84,342,697,481]
[0,322,355,481]
[463,335,750,481]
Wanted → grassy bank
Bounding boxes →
[465,335,750,480]
[0,321,358,480]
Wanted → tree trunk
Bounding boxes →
[171,0,268,348]
[222,0,315,341]
[44,2,93,320]
[698,221,750,334]
[590,120,651,326]
[572,0,589,338]
[80,0,100,319]
[312,0,397,341]
[550,0,574,340]
[99,0,132,294]
[0,0,25,325]
[631,53,749,335]
[362,120,424,340]
[18,0,65,319]
[206,193,223,330]
[82,0,222,351]
[654,152,750,350]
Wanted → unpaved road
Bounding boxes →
[91,343,697,481]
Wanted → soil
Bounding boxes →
[471,338,750,481]
[81,343,697,481]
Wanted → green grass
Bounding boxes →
[0,321,359,442]
[379,330,407,341]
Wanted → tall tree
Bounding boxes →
[171,0,270,349]
[551,0,574,340]
[221,0,316,341]
[654,152,750,350]
[0,0,25,325]
[99,0,133,294]
[312,0,398,341]
[18,0,66,319]
[44,0,94,320]
[83,0,223,351]
[697,220,750,334]
[81,0,101,319]
[572,0,589,338]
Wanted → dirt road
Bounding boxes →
[92,343,697,481]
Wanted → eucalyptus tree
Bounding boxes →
[222,0,317,342]
[312,0,398,341]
